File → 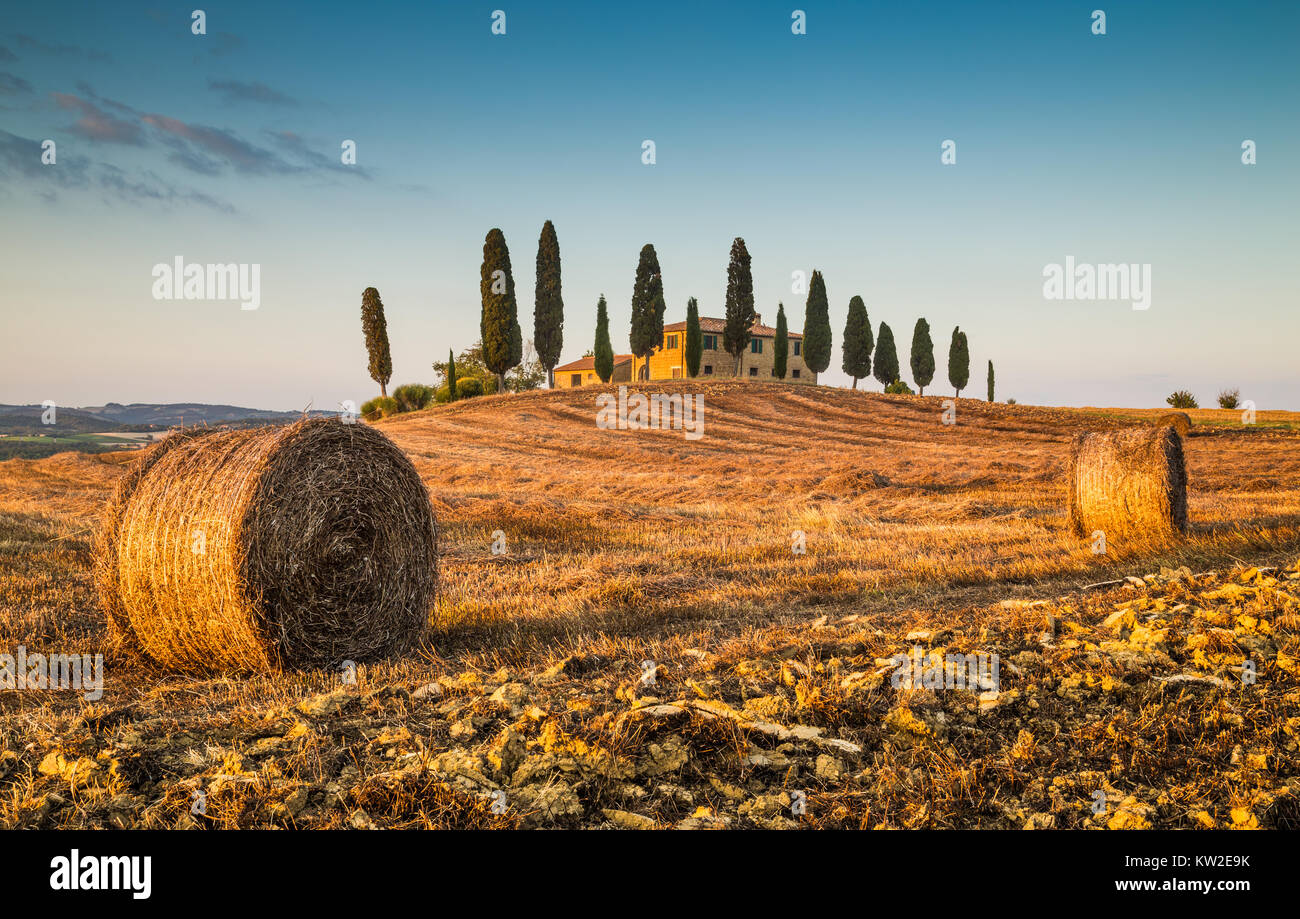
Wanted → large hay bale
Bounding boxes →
[1154,411,1192,437]
[95,418,438,671]
[1067,426,1187,540]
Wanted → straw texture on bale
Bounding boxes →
[1067,425,1188,540]
[95,418,438,671]
[1154,411,1192,437]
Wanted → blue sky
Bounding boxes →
[1,1,1297,411]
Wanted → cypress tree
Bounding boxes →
[447,349,458,402]
[360,287,393,398]
[722,237,756,376]
[873,322,900,390]
[910,318,935,395]
[594,295,614,383]
[948,326,970,397]
[684,297,702,377]
[534,220,563,388]
[801,270,832,374]
[629,244,665,381]
[987,360,995,402]
[841,295,872,388]
[773,303,789,380]
[480,228,519,393]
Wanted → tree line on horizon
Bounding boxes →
[358,226,999,416]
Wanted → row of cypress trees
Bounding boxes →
[363,228,996,401]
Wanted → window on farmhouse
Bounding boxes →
[750,339,763,354]
[664,334,678,349]
[793,341,801,356]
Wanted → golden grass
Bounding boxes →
[0,382,1297,829]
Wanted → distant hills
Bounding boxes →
[0,402,332,434]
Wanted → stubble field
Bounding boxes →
[1,382,1298,829]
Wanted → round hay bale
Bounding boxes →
[1068,426,1187,540]
[1153,411,1192,437]
[95,418,438,671]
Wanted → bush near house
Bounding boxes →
[360,396,398,419]
[393,383,436,413]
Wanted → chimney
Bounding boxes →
[751,312,762,327]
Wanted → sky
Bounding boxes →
[1,0,1297,412]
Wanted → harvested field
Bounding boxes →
[1,382,1298,829]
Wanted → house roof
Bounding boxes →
[662,316,802,339]
[554,353,634,373]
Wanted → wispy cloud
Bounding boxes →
[0,46,16,63]
[0,72,32,94]
[12,33,110,62]
[142,112,293,175]
[52,92,145,144]
[96,163,235,213]
[0,130,235,212]
[269,131,371,179]
[209,79,297,106]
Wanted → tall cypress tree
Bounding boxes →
[534,220,563,388]
[910,318,935,395]
[987,360,995,402]
[801,270,832,374]
[722,237,756,376]
[948,326,970,397]
[447,349,457,402]
[480,228,519,393]
[629,244,665,381]
[773,303,789,380]
[873,322,900,390]
[594,295,614,383]
[841,295,872,389]
[360,287,393,398]
[684,298,702,378]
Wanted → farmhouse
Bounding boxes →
[552,353,635,389]
[554,315,817,388]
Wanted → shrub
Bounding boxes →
[884,379,914,395]
[1006,397,1017,405]
[392,383,436,413]
[456,377,485,398]
[1166,390,1198,409]
[435,377,487,403]
[360,396,398,419]
[1217,388,1241,410]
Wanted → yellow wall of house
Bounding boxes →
[552,361,633,388]
[641,332,817,384]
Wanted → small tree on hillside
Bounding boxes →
[629,244,665,381]
[801,270,832,374]
[480,228,520,393]
[447,349,458,402]
[987,360,995,402]
[910,318,935,395]
[723,237,756,376]
[948,326,970,397]
[773,303,789,379]
[534,220,564,388]
[594,295,614,383]
[873,322,900,390]
[841,295,872,389]
[684,297,702,377]
[361,287,393,397]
